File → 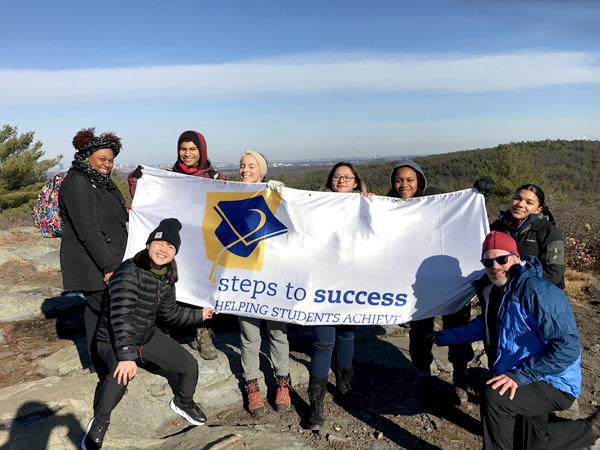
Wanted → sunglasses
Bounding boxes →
[481,253,515,268]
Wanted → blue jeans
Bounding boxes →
[310,325,355,378]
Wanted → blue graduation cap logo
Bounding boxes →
[208,195,288,282]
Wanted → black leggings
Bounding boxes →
[83,290,105,369]
[93,331,199,422]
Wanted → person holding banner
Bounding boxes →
[237,150,291,417]
[307,162,369,431]
[386,159,474,401]
[322,161,368,194]
[430,231,599,450]
[81,218,215,450]
[59,128,128,371]
[128,130,225,361]
[490,184,565,289]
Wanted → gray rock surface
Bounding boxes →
[0,287,80,322]
[0,228,473,449]
[0,325,464,450]
[32,250,61,272]
[589,283,600,296]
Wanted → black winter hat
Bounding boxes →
[146,218,182,254]
[178,131,201,151]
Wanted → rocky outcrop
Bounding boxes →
[0,228,486,449]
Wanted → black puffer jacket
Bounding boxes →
[490,211,565,289]
[97,259,204,361]
[59,165,128,291]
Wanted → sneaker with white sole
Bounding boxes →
[169,397,207,426]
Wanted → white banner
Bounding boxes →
[125,167,489,325]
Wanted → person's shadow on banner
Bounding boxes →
[345,255,482,448]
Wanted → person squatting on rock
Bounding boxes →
[490,183,565,289]
[236,150,291,417]
[430,231,600,450]
[307,162,371,431]
[386,159,473,400]
[59,128,128,369]
[81,218,216,450]
[128,130,225,361]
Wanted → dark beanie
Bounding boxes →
[178,131,201,150]
[482,231,520,258]
[146,218,182,254]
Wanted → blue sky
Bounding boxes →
[1,0,599,166]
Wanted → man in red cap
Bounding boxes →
[431,231,599,449]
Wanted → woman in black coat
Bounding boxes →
[490,184,565,288]
[59,128,128,364]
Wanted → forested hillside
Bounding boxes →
[268,139,600,200]
[261,140,600,271]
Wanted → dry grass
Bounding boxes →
[564,268,598,302]
[0,208,34,230]
[0,322,16,344]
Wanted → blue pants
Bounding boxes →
[310,325,355,378]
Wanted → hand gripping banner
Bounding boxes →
[125,167,489,326]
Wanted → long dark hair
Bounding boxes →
[133,248,178,284]
[324,162,367,193]
[513,184,555,221]
[515,184,545,208]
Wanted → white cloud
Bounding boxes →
[1,51,599,106]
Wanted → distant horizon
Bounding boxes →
[4,1,598,168]
[50,136,598,171]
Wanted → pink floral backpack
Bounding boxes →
[33,172,67,238]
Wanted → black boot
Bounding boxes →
[307,376,328,430]
[334,364,354,407]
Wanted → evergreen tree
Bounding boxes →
[483,143,547,198]
[0,125,62,211]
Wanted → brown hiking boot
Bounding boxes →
[275,375,292,412]
[245,379,265,417]
[194,326,218,360]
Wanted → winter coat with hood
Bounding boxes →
[127,130,225,197]
[436,255,581,398]
[386,160,445,198]
[490,210,565,288]
[59,165,128,292]
[96,258,204,361]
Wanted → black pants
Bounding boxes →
[482,380,594,450]
[83,290,105,368]
[93,331,199,422]
[409,303,473,371]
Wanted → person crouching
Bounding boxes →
[81,218,215,450]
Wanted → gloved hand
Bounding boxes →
[131,165,143,179]
[473,178,494,198]
[267,180,285,193]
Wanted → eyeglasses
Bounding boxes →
[332,175,355,182]
[481,253,515,268]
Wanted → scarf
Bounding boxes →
[150,265,168,279]
[72,154,112,188]
[173,160,199,175]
